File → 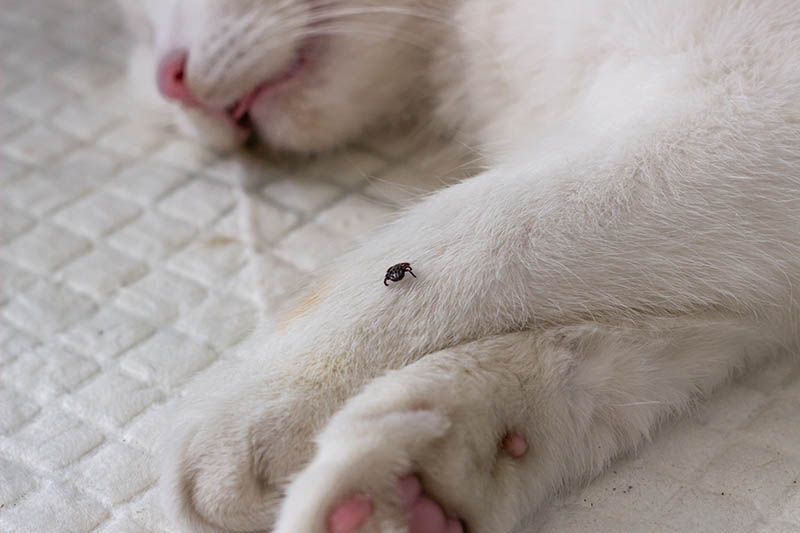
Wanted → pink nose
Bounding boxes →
[157,50,198,105]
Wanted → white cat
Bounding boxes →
[121,1,800,532]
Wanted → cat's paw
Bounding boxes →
[159,354,335,532]
[274,363,532,533]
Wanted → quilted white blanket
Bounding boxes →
[0,1,798,532]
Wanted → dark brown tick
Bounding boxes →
[384,262,416,286]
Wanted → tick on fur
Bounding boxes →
[384,262,416,286]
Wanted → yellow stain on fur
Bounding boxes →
[279,279,331,329]
[292,352,350,389]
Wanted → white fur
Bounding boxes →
[121,0,800,531]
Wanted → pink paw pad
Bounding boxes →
[327,475,463,533]
[327,497,372,533]
[501,431,528,458]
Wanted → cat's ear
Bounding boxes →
[115,0,155,45]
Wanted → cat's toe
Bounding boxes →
[399,475,464,533]
[273,405,453,533]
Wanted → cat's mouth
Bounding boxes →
[221,42,316,140]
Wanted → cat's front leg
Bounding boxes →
[160,166,552,533]
[161,162,577,532]
[164,113,799,531]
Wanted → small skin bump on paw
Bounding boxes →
[501,432,528,459]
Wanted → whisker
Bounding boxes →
[304,24,438,50]
[306,3,455,28]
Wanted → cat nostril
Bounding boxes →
[157,49,198,105]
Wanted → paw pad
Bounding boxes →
[327,475,463,533]
[328,497,372,533]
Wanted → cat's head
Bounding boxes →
[119,0,439,152]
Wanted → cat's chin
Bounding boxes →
[172,107,250,151]
[172,102,354,154]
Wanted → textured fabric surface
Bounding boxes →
[0,1,799,532]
